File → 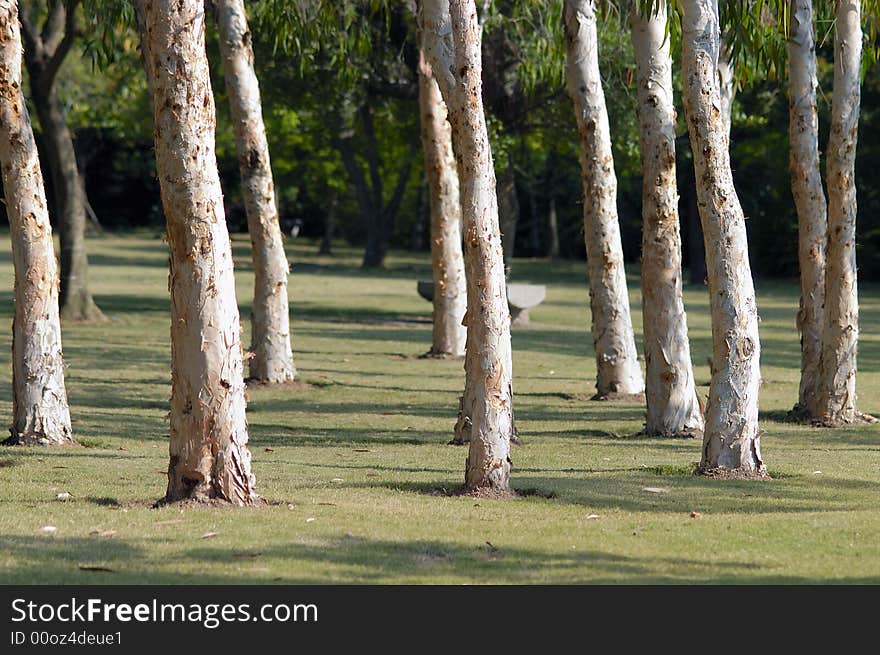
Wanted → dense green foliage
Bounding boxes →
[5,0,880,278]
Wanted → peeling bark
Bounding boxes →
[680,0,766,477]
[137,0,258,505]
[0,1,74,446]
[418,47,467,358]
[812,0,864,426]
[563,0,644,399]
[631,3,703,437]
[421,0,514,494]
[787,0,827,417]
[212,0,296,384]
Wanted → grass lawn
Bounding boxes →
[0,231,878,584]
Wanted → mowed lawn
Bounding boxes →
[0,232,879,584]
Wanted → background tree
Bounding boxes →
[136,0,258,504]
[680,0,766,477]
[422,0,515,494]
[811,0,867,425]
[0,0,74,446]
[631,0,703,437]
[787,0,826,418]
[20,0,104,322]
[210,0,296,384]
[418,47,467,358]
[563,0,644,400]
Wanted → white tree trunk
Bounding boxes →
[137,0,258,504]
[631,3,704,438]
[563,0,644,399]
[681,0,766,477]
[788,0,827,416]
[0,0,73,446]
[812,0,864,425]
[213,0,295,384]
[418,49,467,359]
[421,0,514,494]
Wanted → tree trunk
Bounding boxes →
[21,2,104,323]
[497,163,519,278]
[681,0,766,477]
[213,0,296,384]
[137,0,258,505]
[422,0,514,494]
[811,0,865,426]
[631,3,703,438]
[0,1,73,446]
[319,191,337,255]
[788,0,827,417]
[547,196,560,259]
[563,0,644,399]
[418,48,467,358]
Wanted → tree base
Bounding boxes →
[60,296,107,323]
[641,427,703,440]
[3,429,76,447]
[811,411,880,428]
[695,466,771,480]
[591,391,646,403]
[458,485,519,500]
[154,494,266,509]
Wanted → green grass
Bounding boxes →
[0,232,879,584]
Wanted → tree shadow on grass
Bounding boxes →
[347,471,880,516]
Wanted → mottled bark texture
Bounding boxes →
[421,0,514,494]
[681,0,766,477]
[787,0,827,417]
[212,0,296,384]
[137,0,258,505]
[20,0,103,322]
[811,0,867,426]
[563,0,644,399]
[631,3,703,437]
[418,49,467,358]
[0,1,73,446]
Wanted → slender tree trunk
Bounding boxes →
[137,0,258,505]
[563,0,644,399]
[547,196,560,259]
[681,0,766,477]
[418,49,467,358]
[213,0,296,384]
[319,191,337,255]
[788,0,827,417]
[21,1,104,323]
[422,0,514,494]
[631,3,703,437]
[498,163,519,278]
[811,0,867,425]
[0,1,73,446]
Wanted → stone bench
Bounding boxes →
[417,280,546,325]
